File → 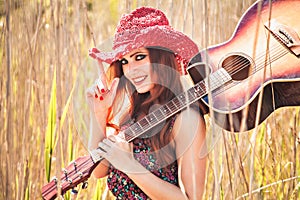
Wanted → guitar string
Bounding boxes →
[50,48,281,194]
[222,43,288,76]
[210,49,289,98]
[44,46,292,198]
[124,66,237,141]
[185,44,288,99]
[212,45,289,94]
[123,44,290,141]
[45,45,290,197]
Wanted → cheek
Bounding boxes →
[122,66,130,78]
[148,68,158,83]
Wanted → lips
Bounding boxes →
[132,75,148,84]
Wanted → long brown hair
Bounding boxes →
[106,47,184,164]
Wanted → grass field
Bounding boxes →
[0,0,299,199]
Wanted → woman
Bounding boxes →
[87,7,207,200]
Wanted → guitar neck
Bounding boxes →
[42,63,232,200]
[119,67,232,142]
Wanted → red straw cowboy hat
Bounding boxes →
[89,6,199,75]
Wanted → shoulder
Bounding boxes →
[173,108,205,134]
[172,108,206,157]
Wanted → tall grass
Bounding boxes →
[0,0,299,199]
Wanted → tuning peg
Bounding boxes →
[71,188,78,199]
[52,177,58,184]
[82,181,88,189]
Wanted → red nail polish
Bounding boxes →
[95,94,98,98]
[99,96,104,101]
[101,89,106,93]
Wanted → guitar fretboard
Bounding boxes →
[90,67,231,163]
[123,67,232,142]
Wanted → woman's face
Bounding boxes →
[120,48,156,94]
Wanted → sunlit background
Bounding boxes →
[0,0,299,199]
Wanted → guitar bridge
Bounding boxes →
[265,19,300,57]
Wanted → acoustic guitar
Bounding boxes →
[41,0,300,199]
[188,0,300,132]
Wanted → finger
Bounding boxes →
[97,60,108,90]
[86,85,101,99]
[98,141,110,152]
[86,87,95,98]
[129,142,133,153]
[102,138,115,147]
[96,79,107,94]
[119,141,131,152]
[107,135,117,143]
[88,47,108,90]
[88,47,100,59]
[109,77,120,100]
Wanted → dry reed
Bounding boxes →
[0,0,299,199]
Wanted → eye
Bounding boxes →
[120,58,128,65]
[136,54,146,61]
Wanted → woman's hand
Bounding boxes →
[86,77,119,113]
[87,48,120,151]
[97,136,145,174]
[86,48,120,114]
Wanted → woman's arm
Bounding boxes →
[86,69,120,178]
[88,110,110,178]
[99,108,207,199]
[174,109,207,199]
[130,109,206,200]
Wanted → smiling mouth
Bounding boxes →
[132,76,147,84]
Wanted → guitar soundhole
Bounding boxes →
[221,54,252,81]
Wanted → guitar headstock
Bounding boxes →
[41,155,98,200]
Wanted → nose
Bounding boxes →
[127,61,138,72]
[123,61,135,76]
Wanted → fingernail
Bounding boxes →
[101,89,106,93]
[95,94,98,98]
[99,96,104,101]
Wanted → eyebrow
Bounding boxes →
[129,51,146,58]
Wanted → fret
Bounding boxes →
[219,68,232,83]
[208,68,232,91]
[165,100,177,112]
[160,104,172,116]
[177,93,188,105]
[199,82,207,94]
[192,83,205,98]
[123,128,134,141]
[130,122,143,134]
[188,89,197,101]
[172,96,184,109]
[212,73,223,90]
[204,77,211,91]
[153,109,164,120]
[138,118,150,129]
[146,113,159,124]
[125,68,232,141]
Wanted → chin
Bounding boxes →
[136,84,154,94]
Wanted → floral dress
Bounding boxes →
[107,118,178,200]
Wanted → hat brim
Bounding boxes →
[91,26,199,66]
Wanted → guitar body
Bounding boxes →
[188,0,300,132]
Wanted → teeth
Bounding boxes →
[133,76,147,83]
